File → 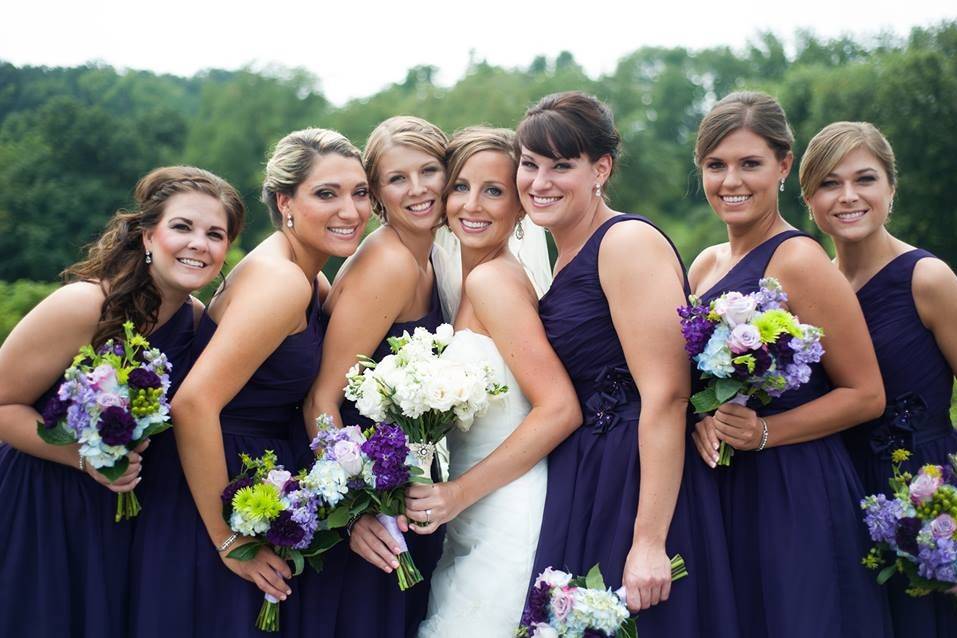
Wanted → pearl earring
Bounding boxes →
[594,183,602,198]
[145,250,152,264]
[286,214,294,229]
[779,179,785,192]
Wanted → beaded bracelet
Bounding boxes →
[78,452,86,473]
[756,417,769,452]
[217,533,239,553]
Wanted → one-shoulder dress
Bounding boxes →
[301,279,445,638]
[0,300,195,638]
[528,214,741,637]
[696,230,892,638]
[843,248,957,637]
[129,291,325,638]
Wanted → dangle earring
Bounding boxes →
[286,214,294,229]
[779,179,785,192]
[144,250,152,265]
[514,220,525,240]
[594,183,602,198]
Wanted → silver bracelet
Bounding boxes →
[756,417,769,452]
[217,533,239,553]
[78,452,86,473]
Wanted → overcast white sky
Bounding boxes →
[2,1,953,104]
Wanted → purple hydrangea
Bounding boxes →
[128,367,162,390]
[361,424,410,491]
[783,363,812,390]
[790,334,824,366]
[755,278,788,310]
[896,516,923,556]
[521,581,551,627]
[287,491,320,550]
[266,510,306,548]
[221,475,254,505]
[861,494,904,544]
[98,406,136,446]
[917,536,957,583]
[677,303,715,358]
[41,394,70,429]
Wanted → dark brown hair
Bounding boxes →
[64,166,245,347]
[694,91,794,166]
[516,91,621,176]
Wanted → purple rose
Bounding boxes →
[128,367,162,390]
[98,406,135,446]
[41,394,70,429]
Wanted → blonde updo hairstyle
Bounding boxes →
[363,116,449,223]
[444,126,524,228]
[694,91,794,168]
[262,127,363,228]
[799,121,897,202]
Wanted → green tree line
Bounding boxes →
[1,22,955,345]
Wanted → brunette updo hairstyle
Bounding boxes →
[694,91,794,167]
[799,121,897,202]
[363,116,449,223]
[65,166,245,347]
[262,127,363,229]
[516,91,621,180]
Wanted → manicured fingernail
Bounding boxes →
[286,589,292,595]
[136,478,143,484]
[391,560,400,568]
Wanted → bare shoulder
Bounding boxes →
[36,281,105,325]
[688,243,723,282]
[226,254,313,311]
[600,217,674,258]
[769,235,831,277]
[913,256,957,316]
[337,229,418,293]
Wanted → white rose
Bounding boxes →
[264,469,292,491]
[714,291,757,327]
[531,624,559,638]
[433,323,454,348]
[535,566,573,588]
[333,440,364,476]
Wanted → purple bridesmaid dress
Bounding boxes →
[528,214,740,637]
[844,248,957,637]
[696,230,892,638]
[301,278,445,638]
[128,291,325,638]
[0,300,194,638]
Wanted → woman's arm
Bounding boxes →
[913,257,957,376]
[404,260,581,531]
[0,283,145,489]
[711,238,885,452]
[172,258,311,601]
[601,221,691,613]
[303,243,417,435]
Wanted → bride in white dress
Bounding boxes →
[405,127,581,637]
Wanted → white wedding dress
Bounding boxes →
[417,329,547,638]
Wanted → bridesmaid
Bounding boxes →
[301,115,448,637]
[133,129,369,638]
[517,91,740,636]
[688,92,892,637]
[801,121,957,636]
[0,166,243,638]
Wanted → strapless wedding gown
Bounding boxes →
[418,330,547,638]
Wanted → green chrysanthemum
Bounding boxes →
[753,309,801,343]
[232,483,282,522]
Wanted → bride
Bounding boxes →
[404,126,581,637]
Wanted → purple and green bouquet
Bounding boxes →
[861,449,957,596]
[678,277,824,466]
[37,320,171,521]
[221,450,345,632]
[518,557,688,638]
[309,414,428,591]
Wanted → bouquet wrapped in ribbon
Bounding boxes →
[221,450,345,632]
[678,277,824,466]
[37,321,172,521]
[344,324,507,470]
[861,449,957,596]
[308,415,428,590]
[518,557,688,638]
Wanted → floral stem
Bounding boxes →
[115,490,142,522]
[716,441,734,467]
[671,554,689,581]
[395,551,423,591]
[255,597,280,632]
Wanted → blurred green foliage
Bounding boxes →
[0,23,955,350]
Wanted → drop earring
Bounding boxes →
[594,183,602,198]
[779,179,785,192]
[514,221,525,240]
[286,214,294,229]
[145,250,152,264]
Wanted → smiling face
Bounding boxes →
[807,146,895,243]
[446,150,523,253]
[279,153,371,258]
[701,128,792,227]
[143,191,230,295]
[515,147,608,232]
[375,144,446,234]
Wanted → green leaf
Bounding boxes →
[715,378,742,403]
[36,420,78,446]
[690,386,720,414]
[325,505,353,529]
[312,530,342,553]
[98,456,129,482]
[584,563,606,590]
[306,553,325,574]
[289,549,304,576]
[349,493,371,516]
[617,619,637,638]
[227,540,264,561]
[877,563,898,585]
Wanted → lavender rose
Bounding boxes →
[910,471,942,505]
[714,291,757,327]
[930,514,957,540]
[728,324,762,354]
